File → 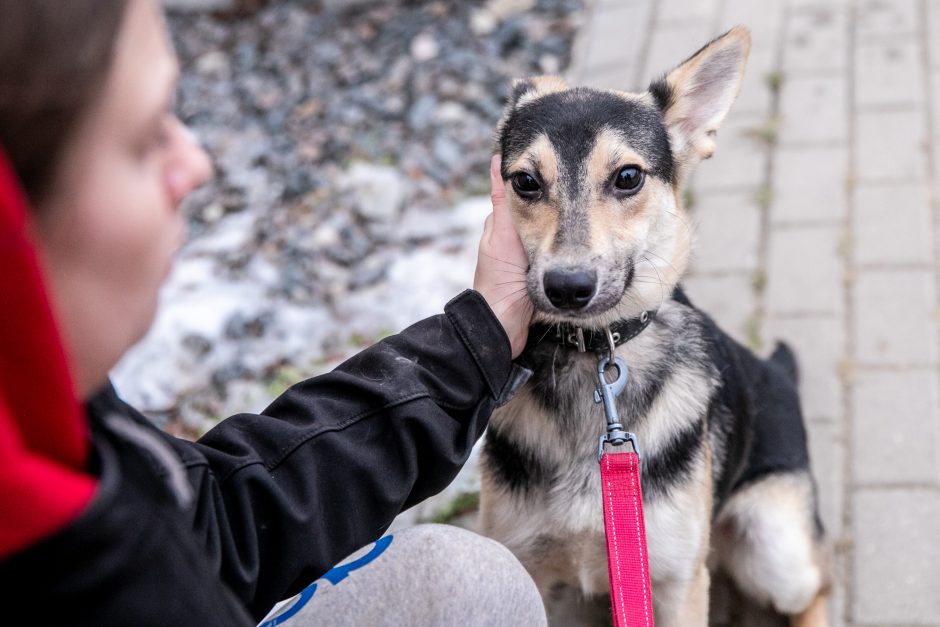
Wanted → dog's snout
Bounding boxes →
[543,270,597,309]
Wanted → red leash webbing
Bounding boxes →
[601,450,654,627]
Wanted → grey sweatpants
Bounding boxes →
[258,524,547,626]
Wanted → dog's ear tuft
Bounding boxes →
[648,75,675,112]
[506,76,568,110]
[509,78,536,109]
[650,25,751,163]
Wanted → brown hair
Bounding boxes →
[0,0,129,205]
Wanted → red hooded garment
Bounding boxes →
[0,147,95,558]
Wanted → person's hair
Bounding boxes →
[0,0,129,206]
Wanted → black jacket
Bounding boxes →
[0,290,524,625]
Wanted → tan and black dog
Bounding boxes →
[479,27,830,627]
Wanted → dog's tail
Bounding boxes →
[768,341,799,384]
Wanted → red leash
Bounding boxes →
[594,354,655,627]
[601,450,653,627]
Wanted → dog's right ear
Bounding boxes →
[648,26,751,168]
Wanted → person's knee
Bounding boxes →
[392,524,546,625]
[393,523,535,591]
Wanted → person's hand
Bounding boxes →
[474,155,532,359]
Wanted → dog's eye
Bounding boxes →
[614,166,644,192]
[511,172,541,195]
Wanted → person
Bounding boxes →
[0,1,545,624]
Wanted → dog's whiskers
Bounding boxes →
[480,250,529,272]
[502,292,533,314]
[550,345,559,390]
[642,249,681,280]
[533,322,557,347]
[640,255,666,312]
[664,208,695,251]
[491,286,528,307]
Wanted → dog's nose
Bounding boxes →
[543,270,597,309]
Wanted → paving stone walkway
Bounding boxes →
[568,0,940,625]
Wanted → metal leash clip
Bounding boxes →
[594,331,639,461]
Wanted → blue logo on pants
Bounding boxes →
[259,535,394,626]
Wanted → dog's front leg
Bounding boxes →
[644,454,714,627]
[652,562,710,627]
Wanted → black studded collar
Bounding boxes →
[527,310,657,354]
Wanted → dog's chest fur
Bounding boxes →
[480,297,735,592]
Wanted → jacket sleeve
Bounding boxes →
[175,289,522,619]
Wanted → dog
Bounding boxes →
[479,26,830,627]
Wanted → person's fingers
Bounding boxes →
[489,154,510,231]
[489,154,503,199]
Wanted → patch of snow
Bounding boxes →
[342,162,408,222]
[112,194,491,421]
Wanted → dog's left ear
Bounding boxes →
[648,26,751,166]
[496,75,569,170]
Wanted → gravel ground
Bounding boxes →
[112,0,585,443]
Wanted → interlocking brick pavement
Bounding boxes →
[568,0,940,624]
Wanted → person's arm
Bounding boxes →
[188,157,531,618]
[182,289,526,618]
